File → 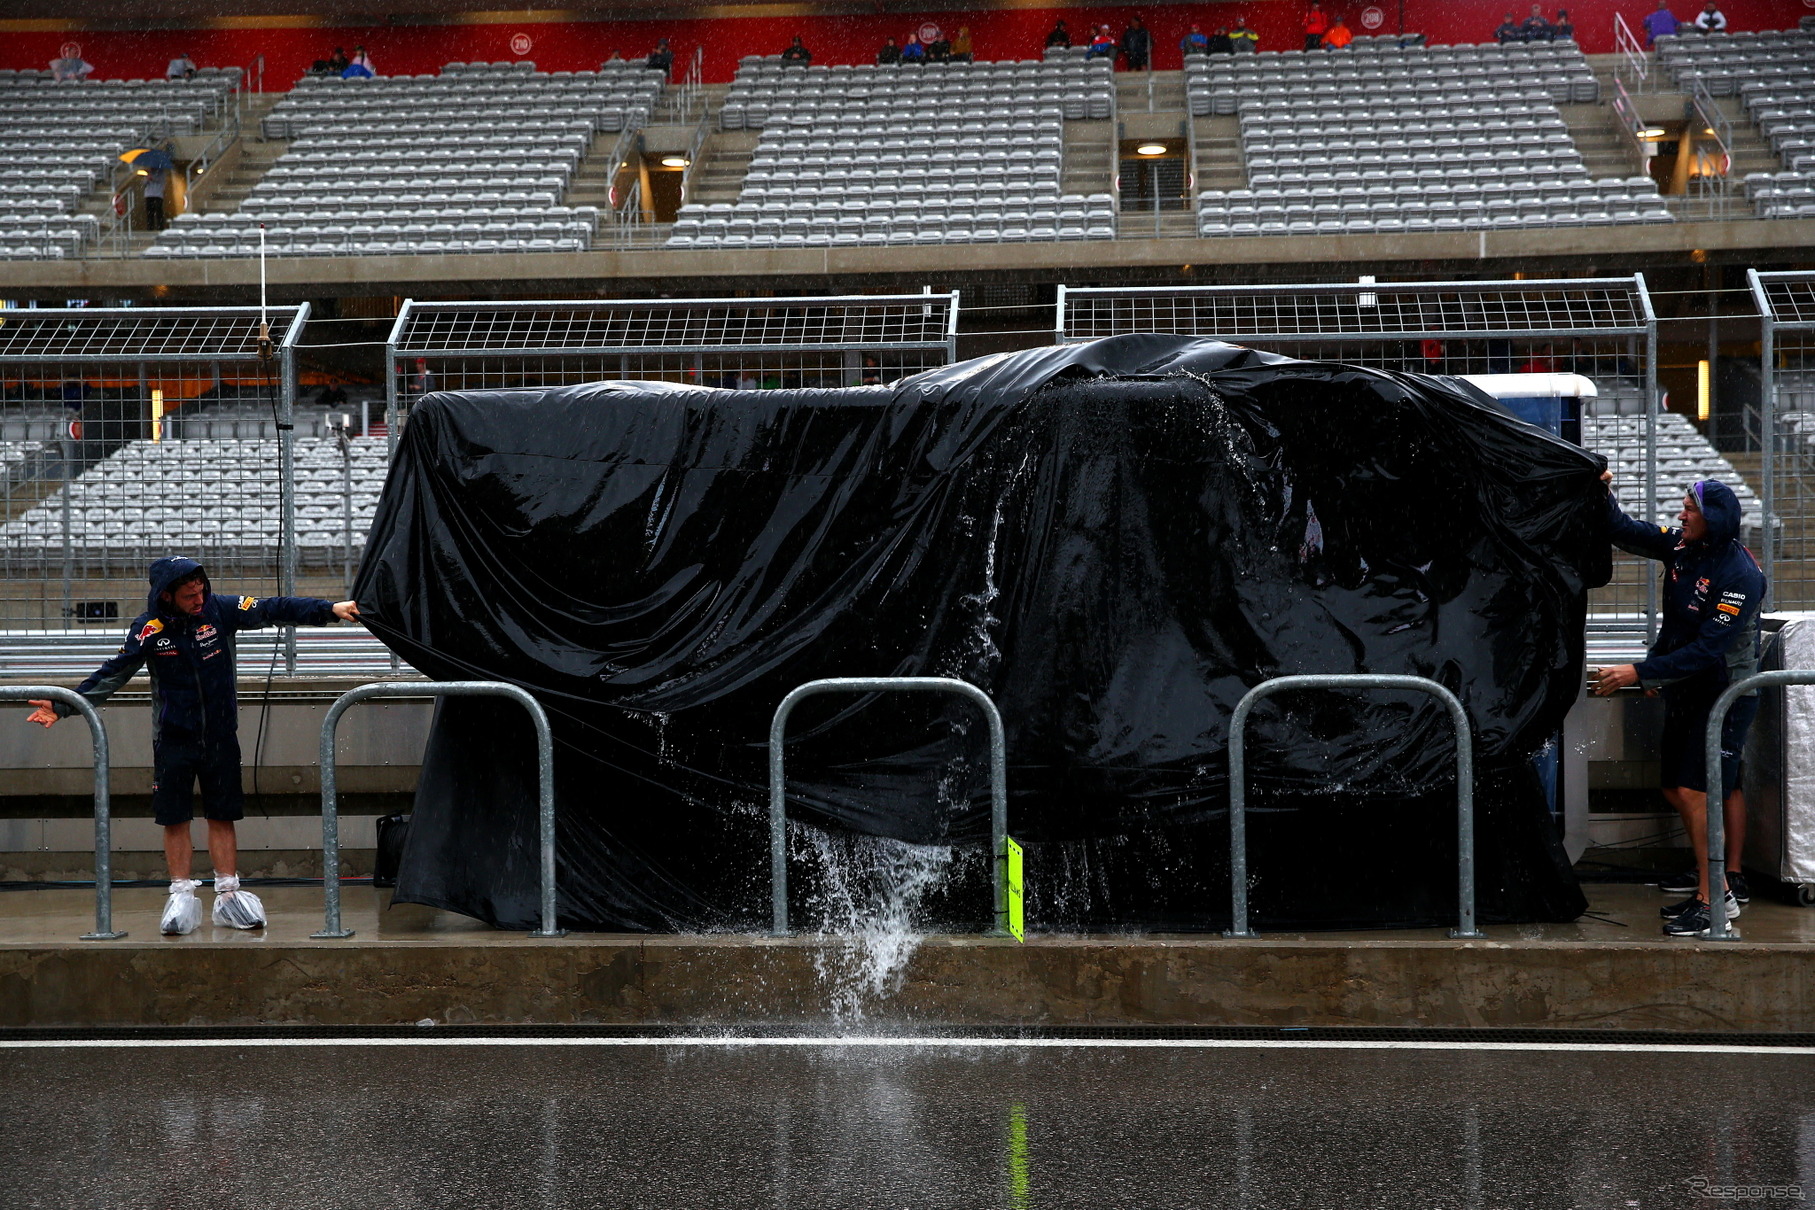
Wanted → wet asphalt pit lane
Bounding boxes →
[3,1041,1811,1208]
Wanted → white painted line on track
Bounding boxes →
[2,1037,1812,1055]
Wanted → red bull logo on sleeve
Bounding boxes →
[239,596,258,611]
[134,618,165,644]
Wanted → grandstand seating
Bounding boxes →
[1188,41,1671,237]
[668,57,1118,248]
[146,62,650,258]
[0,437,387,565]
[1657,29,1815,219]
[0,68,239,259]
[1584,409,1764,531]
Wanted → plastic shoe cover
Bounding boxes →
[211,875,266,930]
[161,880,202,935]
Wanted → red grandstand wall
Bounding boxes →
[1,2,1806,83]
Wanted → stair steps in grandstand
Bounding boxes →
[1726,450,1815,609]
[200,128,289,215]
[1060,119,1116,201]
[1192,114,1246,194]
[1557,102,1639,184]
[686,128,759,209]
[562,129,625,212]
[1710,95,1787,180]
[1117,209,1199,239]
[1115,70,1187,118]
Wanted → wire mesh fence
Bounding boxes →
[1751,269,1815,612]
[0,305,341,639]
[385,294,963,442]
[1057,277,1664,637]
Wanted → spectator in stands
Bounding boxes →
[1045,21,1072,49]
[1552,9,1574,39]
[646,38,674,79]
[1518,343,1557,373]
[927,30,952,60]
[1521,4,1554,40]
[1692,2,1727,32]
[1304,2,1330,49]
[1123,19,1151,70]
[1495,12,1525,42]
[952,26,974,62]
[142,168,167,231]
[780,36,812,64]
[1596,476,1764,936]
[342,46,374,78]
[26,558,362,935]
[414,358,436,394]
[1181,24,1212,55]
[50,54,93,81]
[1086,25,1118,60]
[1324,15,1354,48]
[1230,19,1260,52]
[1644,0,1679,44]
[877,37,901,65]
[325,47,350,74]
[900,33,925,63]
[318,381,349,406]
[1207,26,1236,53]
[166,52,197,80]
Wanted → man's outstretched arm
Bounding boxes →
[221,594,359,630]
[26,622,154,726]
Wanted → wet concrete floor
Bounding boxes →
[7,880,1815,946]
[2,1038,1810,1209]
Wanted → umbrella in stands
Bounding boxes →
[119,147,175,173]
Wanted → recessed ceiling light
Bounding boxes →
[660,155,690,168]
[1640,127,1667,139]
[1136,142,1168,156]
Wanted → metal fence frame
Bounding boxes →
[1055,276,1662,639]
[0,686,123,940]
[1748,269,1815,613]
[316,681,564,940]
[1704,669,1815,941]
[767,677,1009,938]
[1225,674,1480,940]
[383,293,964,456]
[0,303,313,669]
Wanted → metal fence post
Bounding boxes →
[1,687,123,940]
[1226,674,1479,940]
[768,676,1009,938]
[1638,272,1661,642]
[316,680,564,940]
[277,302,311,676]
[1705,669,1815,940]
[1747,268,1777,609]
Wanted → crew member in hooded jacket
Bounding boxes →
[1592,477,1765,936]
[26,556,360,934]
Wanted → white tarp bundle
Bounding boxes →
[1744,613,1815,891]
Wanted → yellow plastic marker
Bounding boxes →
[1004,835,1024,943]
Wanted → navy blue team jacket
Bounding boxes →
[56,556,337,742]
[1605,479,1766,697]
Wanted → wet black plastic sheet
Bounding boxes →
[355,335,1607,931]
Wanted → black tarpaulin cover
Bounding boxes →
[354,335,1609,932]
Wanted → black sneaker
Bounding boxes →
[1658,869,1699,895]
[1663,897,1738,937]
[1660,890,1740,920]
[1727,870,1751,904]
